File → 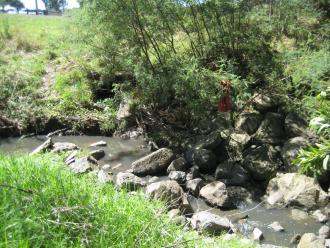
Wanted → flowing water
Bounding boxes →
[0,135,327,247]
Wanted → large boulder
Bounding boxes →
[69,156,97,174]
[228,131,251,160]
[214,161,250,186]
[186,178,205,196]
[194,131,223,150]
[191,211,232,234]
[227,186,254,207]
[235,112,263,135]
[285,112,309,138]
[281,137,311,168]
[131,148,174,176]
[266,173,329,210]
[115,172,146,191]
[252,94,278,113]
[191,149,217,172]
[243,144,282,181]
[200,181,231,208]
[168,171,186,185]
[254,113,286,145]
[297,233,326,248]
[116,96,135,126]
[146,180,184,209]
[30,138,53,155]
[167,157,189,173]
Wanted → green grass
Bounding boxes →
[0,153,253,248]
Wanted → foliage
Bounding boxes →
[0,153,253,248]
[42,0,67,12]
[293,140,330,178]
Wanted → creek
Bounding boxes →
[0,135,327,247]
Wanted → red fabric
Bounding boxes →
[218,95,232,112]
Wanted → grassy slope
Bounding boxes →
[0,153,253,248]
[0,14,116,134]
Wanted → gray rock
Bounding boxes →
[186,178,205,196]
[291,234,302,244]
[168,209,180,219]
[254,112,286,145]
[268,221,284,232]
[195,131,223,150]
[186,165,200,181]
[325,239,330,248]
[89,149,105,160]
[115,172,146,191]
[167,157,189,173]
[69,156,96,174]
[285,112,309,138]
[182,193,194,215]
[312,210,329,223]
[319,225,330,239]
[200,181,231,208]
[281,137,311,167]
[89,140,107,147]
[64,150,78,165]
[253,94,278,113]
[291,209,309,221]
[243,144,281,181]
[169,171,186,184]
[227,186,253,207]
[266,173,329,210]
[117,97,133,122]
[146,180,184,209]
[253,227,264,241]
[228,131,251,160]
[192,149,217,172]
[30,138,53,155]
[97,170,113,184]
[148,176,159,184]
[191,211,232,234]
[298,233,326,248]
[52,142,78,153]
[131,148,175,176]
[215,161,250,186]
[235,111,263,135]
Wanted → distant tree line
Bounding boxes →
[0,0,24,13]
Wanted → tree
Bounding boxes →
[10,0,24,13]
[42,0,67,12]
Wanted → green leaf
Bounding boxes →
[323,155,330,170]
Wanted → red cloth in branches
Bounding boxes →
[218,95,232,112]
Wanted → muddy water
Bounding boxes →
[0,136,328,247]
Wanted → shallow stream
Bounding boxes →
[0,135,327,247]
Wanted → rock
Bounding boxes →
[254,112,286,145]
[235,111,263,135]
[169,171,186,184]
[64,150,78,165]
[30,138,53,155]
[52,142,78,153]
[101,164,111,171]
[69,156,96,174]
[228,131,251,160]
[195,131,223,150]
[148,176,159,184]
[116,97,134,124]
[89,149,105,160]
[298,233,326,248]
[115,172,146,191]
[253,94,278,113]
[131,148,175,176]
[191,211,232,234]
[167,157,189,173]
[291,234,302,244]
[268,221,284,232]
[243,144,281,181]
[200,182,231,208]
[266,173,329,210]
[192,149,217,172]
[325,239,330,247]
[97,170,113,184]
[186,178,205,196]
[227,186,253,207]
[168,209,180,219]
[214,161,250,186]
[89,140,107,147]
[291,209,309,221]
[186,165,200,181]
[182,193,194,215]
[146,180,184,209]
[253,227,264,241]
[285,112,310,138]
[281,137,311,168]
[312,210,329,223]
[319,225,330,238]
